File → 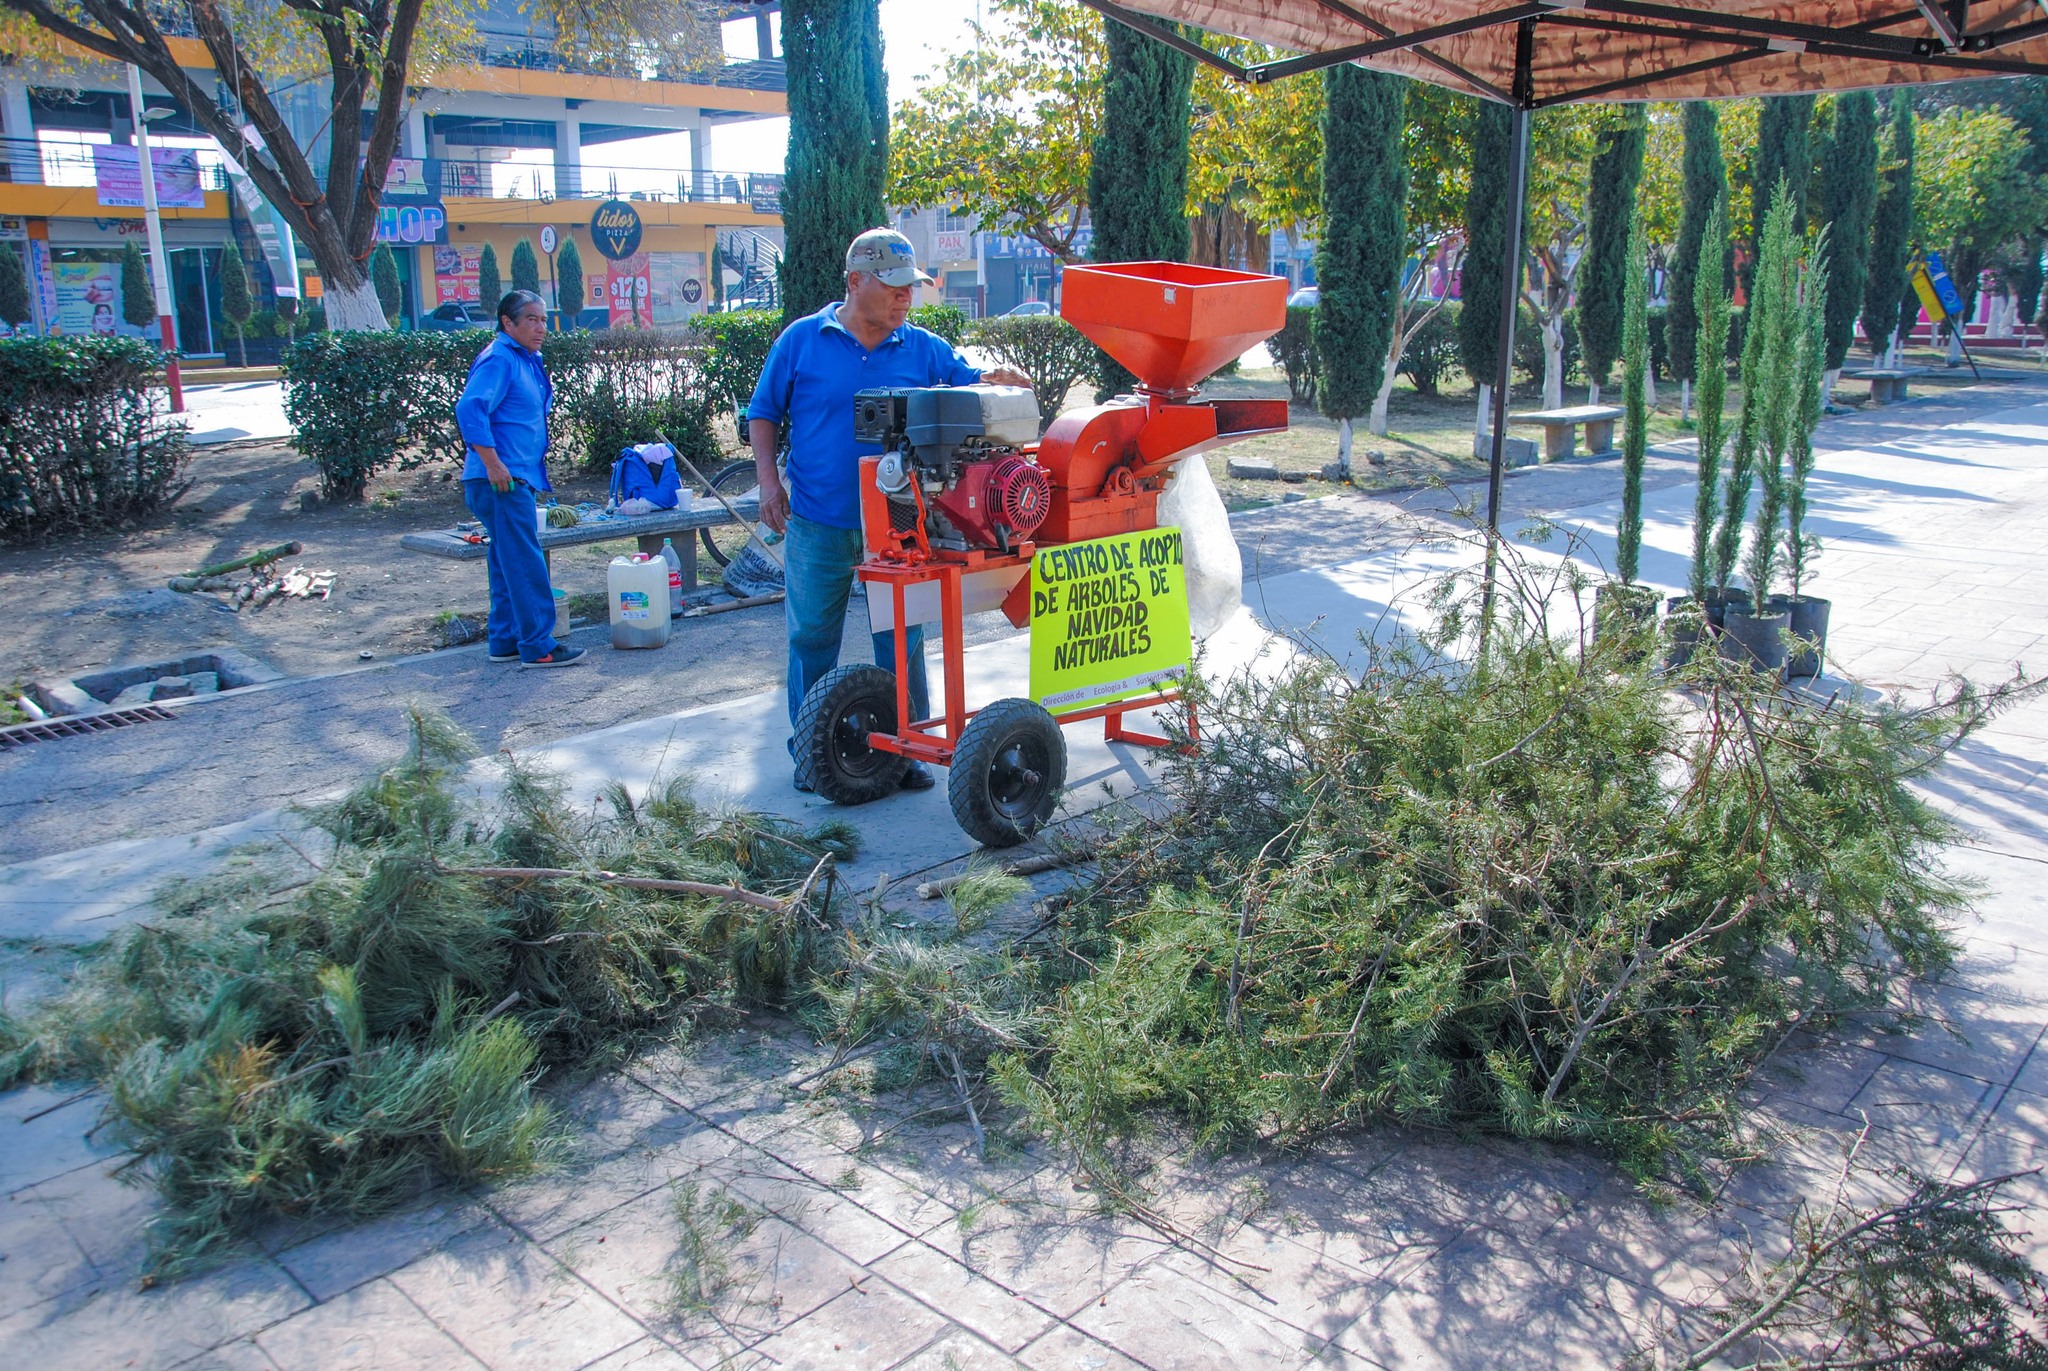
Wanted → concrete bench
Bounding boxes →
[1845,367,1928,405]
[1508,405,1626,462]
[401,499,758,591]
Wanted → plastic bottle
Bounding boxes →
[608,554,669,649]
[661,537,684,617]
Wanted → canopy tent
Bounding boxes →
[1078,0,2048,546]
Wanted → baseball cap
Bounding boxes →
[845,228,933,287]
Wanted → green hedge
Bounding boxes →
[0,335,190,541]
[1399,305,1461,396]
[964,314,1099,431]
[907,302,970,346]
[1269,305,1320,402]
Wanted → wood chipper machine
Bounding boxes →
[792,261,1290,848]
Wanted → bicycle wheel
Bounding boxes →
[698,457,761,569]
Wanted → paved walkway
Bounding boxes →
[3,380,2047,1369]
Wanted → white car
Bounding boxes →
[1287,286,1319,308]
[1002,301,1053,317]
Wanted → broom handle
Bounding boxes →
[655,432,785,565]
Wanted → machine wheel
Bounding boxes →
[795,665,910,804]
[948,698,1066,849]
[699,458,761,569]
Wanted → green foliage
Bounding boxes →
[1456,101,1516,393]
[370,244,402,325]
[690,308,781,415]
[1646,307,1667,381]
[1690,196,1733,602]
[779,0,888,323]
[965,314,1099,431]
[1397,303,1459,397]
[1578,107,1647,390]
[1787,247,1829,601]
[477,243,502,317]
[1865,92,1916,356]
[1816,92,1879,371]
[906,302,969,346]
[1737,187,1813,604]
[1314,65,1407,423]
[1912,105,2043,329]
[557,237,586,323]
[217,247,252,367]
[0,334,190,541]
[1270,304,1321,402]
[120,240,155,330]
[510,238,540,297]
[1617,212,1648,585]
[1666,102,1725,386]
[0,708,856,1278]
[0,242,30,329]
[1749,94,1816,274]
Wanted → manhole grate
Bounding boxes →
[0,705,177,751]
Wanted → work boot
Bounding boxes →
[899,761,935,791]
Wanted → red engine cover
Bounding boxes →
[933,456,1051,549]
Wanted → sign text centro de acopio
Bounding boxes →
[590,200,643,261]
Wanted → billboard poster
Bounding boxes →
[382,157,438,201]
[748,175,783,216]
[648,251,706,325]
[435,245,481,304]
[376,202,447,246]
[934,231,972,260]
[92,145,206,209]
[49,259,129,336]
[607,251,650,326]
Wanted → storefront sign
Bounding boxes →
[748,175,783,216]
[435,245,481,304]
[607,251,650,325]
[934,231,972,260]
[48,259,128,336]
[1028,528,1192,711]
[375,202,447,245]
[646,251,706,325]
[590,199,643,260]
[92,145,206,209]
[382,157,438,202]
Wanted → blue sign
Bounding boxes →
[591,199,643,261]
[1924,251,1965,316]
[375,202,448,246]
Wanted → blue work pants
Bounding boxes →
[463,479,560,662]
[784,513,928,734]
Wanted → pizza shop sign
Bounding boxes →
[590,199,643,260]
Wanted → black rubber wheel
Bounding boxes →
[699,457,762,569]
[795,664,910,804]
[948,698,1066,848]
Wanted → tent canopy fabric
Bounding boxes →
[1084,0,2048,106]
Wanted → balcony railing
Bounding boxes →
[0,136,231,191]
[432,161,783,209]
[465,34,786,92]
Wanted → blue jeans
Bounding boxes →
[463,479,560,662]
[784,512,928,734]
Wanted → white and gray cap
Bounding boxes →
[845,228,934,287]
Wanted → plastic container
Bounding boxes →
[661,538,684,617]
[608,554,670,649]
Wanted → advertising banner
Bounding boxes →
[92,145,206,209]
[434,245,481,304]
[382,157,438,202]
[607,251,650,325]
[748,175,783,216]
[934,231,972,260]
[1909,260,1947,322]
[1923,250,1966,317]
[1028,528,1192,710]
[219,148,300,299]
[375,202,448,246]
[647,251,706,325]
[49,259,127,336]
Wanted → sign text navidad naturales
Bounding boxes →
[1028,528,1192,711]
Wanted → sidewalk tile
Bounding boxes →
[488,1112,744,1241]
[871,1239,1058,1351]
[890,1327,1031,1370]
[734,1281,951,1369]
[574,1336,699,1370]
[1015,1323,1151,1371]
[0,1189,100,1318]
[0,1252,309,1371]
[274,1195,492,1301]
[0,1086,123,1196]
[255,1277,486,1370]
[1068,1259,1327,1370]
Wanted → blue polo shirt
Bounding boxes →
[748,303,982,529]
[456,332,555,492]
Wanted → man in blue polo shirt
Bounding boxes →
[748,228,1026,792]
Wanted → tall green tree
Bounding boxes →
[1088,15,1193,394]
[558,237,586,326]
[511,238,540,297]
[1913,105,2041,348]
[120,240,154,330]
[1458,101,1516,438]
[1617,210,1648,587]
[1313,64,1407,474]
[1577,107,1647,401]
[1747,94,1815,289]
[477,243,502,318]
[370,244,402,325]
[1666,103,1725,413]
[1816,91,1879,380]
[779,0,888,322]
[0,242,30,333]
[1689,195,1732,602]
[1864,92,1915,362]
[218,245,252,365]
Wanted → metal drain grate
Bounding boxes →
[0,705,177,751]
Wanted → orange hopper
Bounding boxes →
[1059,261,1289,392]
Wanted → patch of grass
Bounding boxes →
[0,679,31,726]
[665,1178,763,1318]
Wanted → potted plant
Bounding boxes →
[1669,196,1731,669]
[1775,242,1831,679]
[1596,212,1659,653]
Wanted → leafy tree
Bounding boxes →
[370,244,403,326]
[1088,14,1193,394]
[511,239,540,298]
[1520,107,1606,409]
[1368,82,1470,436]
[1912,106,2041,344]
[558,237,586,327]
[1314,64,1407,474]
[218,246,252,366]
[1816,92,1879,379]
[1748,94,1816,276]
[120,240,154,330]
[1666,102,1725,404]
[0,242,29,333]
[477,244,502,320]
[1578,107,1647,401]
[1864,92,1915,362]
[1458,101,1517,437]
[1187,36,1324,269]
[780,0,888,323]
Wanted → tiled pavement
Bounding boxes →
[5,379,2048,1369]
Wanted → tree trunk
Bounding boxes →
[1680,377,1691,423]
[1945,325,1963,367]
[323,275,389,333]
[1474,382,1492,440]
[1644,370,1657,408]
[1336,417,1353,479]
[1542,315,1565,410]
[1822,366,1840,403]
[1587,380,1601,405]
[1370,341,1398,436]
[233,325,246,368]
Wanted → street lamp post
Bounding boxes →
[126,63,184,414]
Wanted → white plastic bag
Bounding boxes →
[1155,452,1241,640]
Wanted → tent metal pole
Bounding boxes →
[1481,21,1535,626]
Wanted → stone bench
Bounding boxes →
[401,499,759,592]
[1508,404,1626,462]
[1844,367,1928,405]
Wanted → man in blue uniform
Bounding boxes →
[747,229,1027,791]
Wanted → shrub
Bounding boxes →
[907,302,969,346]
[1269,304,1320,401]
[548,328,722,473]
[0,334,190,541]
[1647,305,1668,381]
[1398,304,1461,396]
[691,309,782,415]
[966,313,1102,431]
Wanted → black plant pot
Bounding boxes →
[1719,605,1791,675]
[1593,583,1660,657]
[1663,595,1705,670]
[1701,587,1752,631]
[1768,595,1831,679]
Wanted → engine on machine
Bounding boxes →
[853,384,1052,561]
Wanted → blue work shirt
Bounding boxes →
[747,302,982,529]
[456,332,555,492]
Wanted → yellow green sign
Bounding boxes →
[1909,260,1948,322]
[1028,527,1192,711]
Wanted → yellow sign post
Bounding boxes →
[1028,527,1193,711]
[1909,259,1947,324]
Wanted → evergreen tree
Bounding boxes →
[1689,196,1732,602]
[477,243,502,316]
[121,240,155,329]
[1617,209,1648,586]
[1089,15,1194,394]
[1863,91,1915,361]
[511,238,540,297]
[1747,94,1816,290]
[1666,102,1725,396]
[778,0,888,322]
[558,237,586,327]
[1313,64,1408,475]
[1458,101,1517,434]
[1577,108,1647,400]
[1816,91,1879,375]
[370,244,403,325]
[218,245,252,365]
[0,242,30,333]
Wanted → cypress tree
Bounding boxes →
[121,240,155,329]
[1747,94,1816,291]
[1689,195,1732,602]
[218,245,252,365]
[1617,210,1648,586]
[1666,103,1725,399]
[778,0,888,323]
[1458,101,1517,436]
[1577,108,1647,400]
[1313,64,1408,475]
[511,238,540,297]
[558,237,586,327]
[1863,91,1915,362]
[1816,91,1879,375]
[477,243,502,317]
[370,244,402,325]
[0,242,30,332]
[1088,16,1194,394]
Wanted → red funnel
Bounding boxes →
[1060,262,1288,392]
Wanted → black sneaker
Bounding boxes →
[521,645,588,668]
[487,648,519,663]
[899,761,935,791]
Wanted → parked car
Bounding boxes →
[1002,301,1053,317]
[1286,286,1319,309]
[420,301,495,332]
